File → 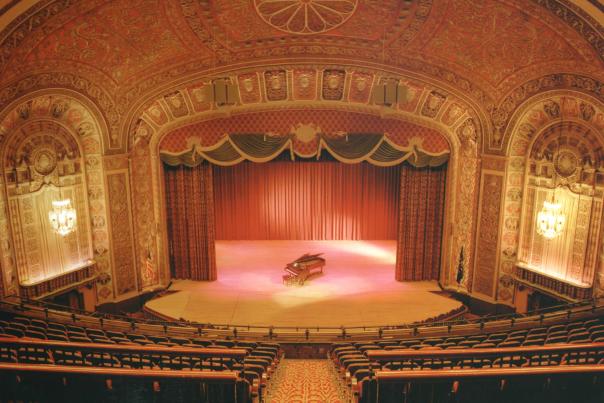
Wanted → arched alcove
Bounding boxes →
[2,120,92,286]
[502,92,604,303]
[517,122,604,291]
[0,93,120,303]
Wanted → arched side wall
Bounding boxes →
[497,91,604,305]
[0,92,137,303]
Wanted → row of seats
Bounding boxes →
[0,312,279,355]
[331,315,604,391]
[0,339,277,400]
[334,316,603,355]
[0,309,282,401]
[357,366,604,403]
[0,313,250,347]
[0,363,249,403]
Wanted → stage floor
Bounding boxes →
[145,240,462,328]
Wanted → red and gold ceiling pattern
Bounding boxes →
[419,0,584,87]
[0,0,601,155]
[1,0,599,92]
[252,0,358,36]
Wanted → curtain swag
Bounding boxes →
[160,133,449,168]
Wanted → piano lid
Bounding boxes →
[292,253,324,264]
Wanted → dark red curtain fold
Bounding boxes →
[164,163,217,280]
[213,161,400,240]
[395,164,447,281]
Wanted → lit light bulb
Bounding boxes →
[536,200,565,239]
[49,199,77,236]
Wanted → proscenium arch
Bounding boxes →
[138,103,475,292]
[118,63,487,291]
[119,63,491,152]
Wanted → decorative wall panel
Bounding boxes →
[130,144,160,290]
[322,70,345,101]
[107,171,137,296]
[264,70,288,101]
[237,73,262,104]
[473,173,504,298]
[518,183,601,288]
[8,186,90,286]
[0,168,14,296]
[348,72,374,104]
[448,119,480,291]
[584,199,602,284]
[292,69,317,101]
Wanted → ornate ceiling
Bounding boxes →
[0,0,602,154]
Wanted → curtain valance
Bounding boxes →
[160,133,449,168]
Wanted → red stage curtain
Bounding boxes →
[395,164,447,281]
[213,161,400,240]
[164,164,217,280]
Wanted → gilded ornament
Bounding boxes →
[149,106,163,118]
[543,100,560,118]
[327,74,340,90]
[77,122,94,137]
[292,123,320,143]
[580,103,595,121]
[242,78,255,93]
[31,147,57,176]
[270,75,282,90]
[354,77,367,92]
[299,74,311,89]
[254,0,358,35]
[191,87,208,103]
[506,188,522,201]
[554,150,579,178]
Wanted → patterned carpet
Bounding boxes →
[265,359,348,403]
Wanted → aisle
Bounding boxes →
[265,359,348,403]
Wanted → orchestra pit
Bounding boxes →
[0,1,603,402]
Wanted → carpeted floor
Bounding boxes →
[266,359,348,403]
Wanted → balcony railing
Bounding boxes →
[18,261,97,300]
[514,264,593,302]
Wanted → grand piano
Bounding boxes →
[283,253,325,286]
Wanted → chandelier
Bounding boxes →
[535,125,568,240]
[49,199,77,236]
[536,198,565,240]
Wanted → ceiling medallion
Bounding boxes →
[31,147,58,176]
[254,0,358,35]
[554,150,578,178]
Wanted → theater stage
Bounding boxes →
[145,240,462,328]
